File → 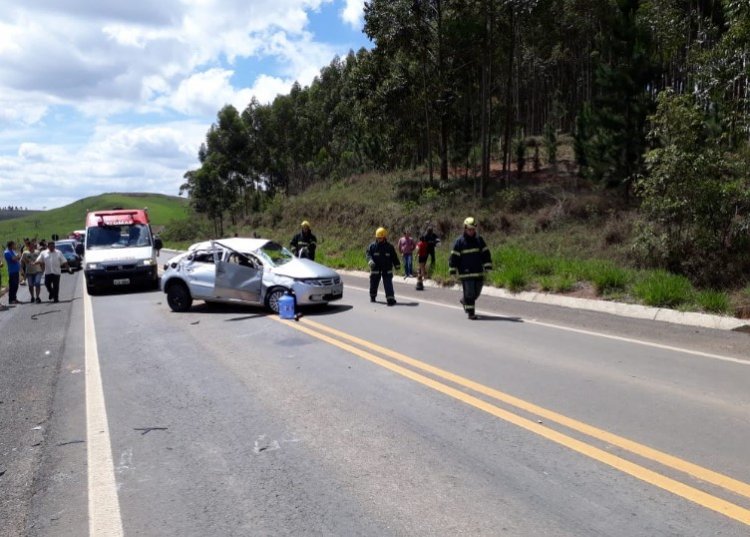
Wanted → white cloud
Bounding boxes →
[341,0,364,29]
[248,75,295,105]
[0,100,48,127]
[0,0,338,118]
[18,143,67,162]
[0,122,206,208]
[0,0,368,209]
[166,68,247,115]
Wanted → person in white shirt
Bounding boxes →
[35,241,69,303]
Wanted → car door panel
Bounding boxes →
[184,252,216,298]
[213,243,262,303]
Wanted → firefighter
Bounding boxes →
[290,220,318,260]
[448,217,493,320]
[366,227,400,305]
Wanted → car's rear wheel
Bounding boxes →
[166,282,193,312]
[265,287,290,314]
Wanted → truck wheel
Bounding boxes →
[166,282,193,312]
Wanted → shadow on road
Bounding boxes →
[300,304,354,316]
[473,314,523,322]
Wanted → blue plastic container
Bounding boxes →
[278,291,295,319]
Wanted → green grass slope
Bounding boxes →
[240,171,749,317]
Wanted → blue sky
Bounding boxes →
[0,0,370,210]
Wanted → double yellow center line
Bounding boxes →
[275,316,750,526]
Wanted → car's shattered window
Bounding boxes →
[256,242,293,267]
[192,251,214,263]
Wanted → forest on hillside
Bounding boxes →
[181,0,750,287]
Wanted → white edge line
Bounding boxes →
[84,289,125,536]
[345,284,750,366]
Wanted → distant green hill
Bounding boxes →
[0,193,189,243]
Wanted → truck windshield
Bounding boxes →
[86,224,152,249]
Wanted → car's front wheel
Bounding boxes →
[166,282,193,312]
[265,287,290,314]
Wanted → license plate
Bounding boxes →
[113,278,130,285]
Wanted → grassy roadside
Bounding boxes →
[315,242,744,315]
[235,171,749,318]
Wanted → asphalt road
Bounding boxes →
[2,266,750,536]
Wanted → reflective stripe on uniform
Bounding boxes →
[460,248,481,254]
[458,272,484,279]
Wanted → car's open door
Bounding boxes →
[213,241,263,303]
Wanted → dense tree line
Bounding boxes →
[182,0,750,285]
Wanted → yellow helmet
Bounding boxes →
[464,217,477,229]
[301,220,310,229]
[375,227,387,239]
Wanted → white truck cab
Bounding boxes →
[83,208,159,293]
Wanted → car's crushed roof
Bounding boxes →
[189,237,270,253]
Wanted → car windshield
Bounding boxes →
[254,241,294,268]
[87,224,152,249]
[56,243,75,254]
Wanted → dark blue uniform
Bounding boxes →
[290,230,317,260]
[366,240,400,305]
[448,233,492,317]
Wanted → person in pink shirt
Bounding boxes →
[397,230,416,278]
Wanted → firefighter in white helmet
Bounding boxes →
[448,217,493,319]
[366,227,400,305]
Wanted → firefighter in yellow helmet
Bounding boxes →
[366,227,400,305]
[290,220,317,260]
[448,217,493,319]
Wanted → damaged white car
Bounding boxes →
[161,238,343,313]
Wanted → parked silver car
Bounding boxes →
[160,238,343,313]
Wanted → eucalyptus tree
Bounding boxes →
[574,0,654,196]
[365,0,461,183]
[181,105,250,233]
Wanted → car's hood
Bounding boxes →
[85,246,153,264]
[271,258,339,279]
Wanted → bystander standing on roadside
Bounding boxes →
[21,242,43,303]
[4,241,21,304]
[0,254,5,310]
[19,238,31,285]
[421,225,440,274]
[397,230,416,278]
[34,241,69,303]
[415,236,428,291]
[153,234,163,257]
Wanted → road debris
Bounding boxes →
[134,427,168,435]
[57,440,85,447]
